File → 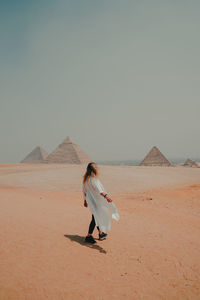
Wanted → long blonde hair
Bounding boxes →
[83,162,98,184]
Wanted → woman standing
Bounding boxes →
[83,162,119,244]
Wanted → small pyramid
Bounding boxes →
[140,146,171,166]
[45,136,91,164]
[183,159,199,168]
[21,146,48,163]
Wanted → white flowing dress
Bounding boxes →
[83,176,119,232]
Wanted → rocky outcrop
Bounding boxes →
[183,159,199,168]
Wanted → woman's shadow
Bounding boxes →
[64,234,107,254]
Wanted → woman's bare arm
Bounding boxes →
[100,192,112,202]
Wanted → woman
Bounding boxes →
[83,162,119,244]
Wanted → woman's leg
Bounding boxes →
[96,226,102,235]
[88,215,102,235]
[88,215,96,235]
[85,215,97,244]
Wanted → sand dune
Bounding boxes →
[0,164,200,299]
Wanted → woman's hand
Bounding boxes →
[106,196,112,203]
[84,199,88,207]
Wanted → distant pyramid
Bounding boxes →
[183,159,199,168]
[21,146,48,164]
[140,146,171,166]
[45,136,91,164]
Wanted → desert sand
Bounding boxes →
[0,164,200,300]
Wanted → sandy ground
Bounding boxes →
[0,164,200,300]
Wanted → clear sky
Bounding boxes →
[0,0,200,163]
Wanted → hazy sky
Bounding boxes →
[0,0,200,163]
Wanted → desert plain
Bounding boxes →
[0,164,200,300]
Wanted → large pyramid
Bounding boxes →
[140,146,171,166]
[21,146,48,163]
[183,159,199,168]
[45,136,91,164]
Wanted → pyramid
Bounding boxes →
[140,146,171,166]
[183,159,199,168]
[45,136,91,164]
[21,146,48,163]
